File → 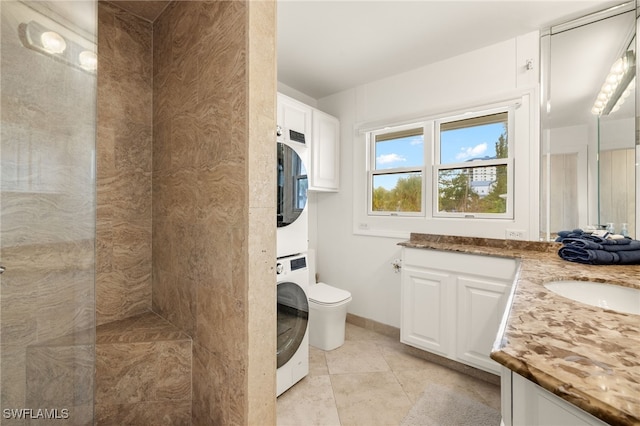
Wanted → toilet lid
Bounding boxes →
[308,282,352,304]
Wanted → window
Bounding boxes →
[365,104,514,220]
[435,110,512,218]
[368,125,424,215]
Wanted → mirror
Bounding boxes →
[277,142,308,227]
[541,3,637,240]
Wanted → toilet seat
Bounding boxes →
[308,282,351,305]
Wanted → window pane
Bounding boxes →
[437,165,507,214]
[372,172,422,212]
[440,113,507,165]
[375,130,423,170]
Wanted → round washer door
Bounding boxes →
[277,281,309,368]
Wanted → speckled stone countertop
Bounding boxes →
[399,233,640,426]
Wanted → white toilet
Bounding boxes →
[307,249,352,351]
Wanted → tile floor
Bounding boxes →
[277,323,501,426]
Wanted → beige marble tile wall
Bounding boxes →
[246,1,277,424]
[96,2,153,326]
[0,1,96,419]
[152,1,276,424]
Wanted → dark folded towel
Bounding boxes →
[562,238,639,251]
[555,229,584,242]
[578,235,632,245]
[558,246,640,265]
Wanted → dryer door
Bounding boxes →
[277,281,309,368]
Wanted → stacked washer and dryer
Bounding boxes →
[276,104,352,397]
[276,128,310,397]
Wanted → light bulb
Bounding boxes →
[40,31,66,54]
[611,58,625,74]
[591,106,601,115]
[79,50,97,71]
[606,73,620,84]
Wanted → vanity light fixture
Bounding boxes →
[591,50,636,116]
[19,20,96,74]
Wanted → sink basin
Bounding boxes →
[544,281,640,315]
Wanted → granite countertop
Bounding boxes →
[400,233,640,426]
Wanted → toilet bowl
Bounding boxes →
[306,248,352,351]
[308,283,352,350]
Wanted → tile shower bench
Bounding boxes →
[95,311,192,424]
[399,233,640,426]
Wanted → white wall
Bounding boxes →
[303,32,541,327]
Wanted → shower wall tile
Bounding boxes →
[246,1,278,422]
[35,269,95,342]
[192,343,246,426]
[97,2,153,325]
[196,278,247,361]
[1,345,27,411]
[25,344,95,408]
[151,1,276,424]
[104,1,170,23]
[152,2,253,424]
[1,245,95,347]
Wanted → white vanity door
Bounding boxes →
[456,275,510,374]
[400,265,454,357]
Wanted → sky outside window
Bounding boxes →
[375,134,424,169]
[440,122,506,164]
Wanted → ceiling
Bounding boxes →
[47,0,629,106]
[277,0,624,99]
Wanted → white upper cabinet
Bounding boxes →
[277,94,312,144]
[277,93,340,192]
[310,110,339,191]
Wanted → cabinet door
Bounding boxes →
[511,373,609,426]
[310,110,340,191]
[401,267,454,357]
[277,94,313,143]
[456,276,509,374]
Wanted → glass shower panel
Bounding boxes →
[1,1,96,424]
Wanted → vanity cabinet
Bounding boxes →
[277,93,340,192]
[502,368,609,426]
[401,248,517,374]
